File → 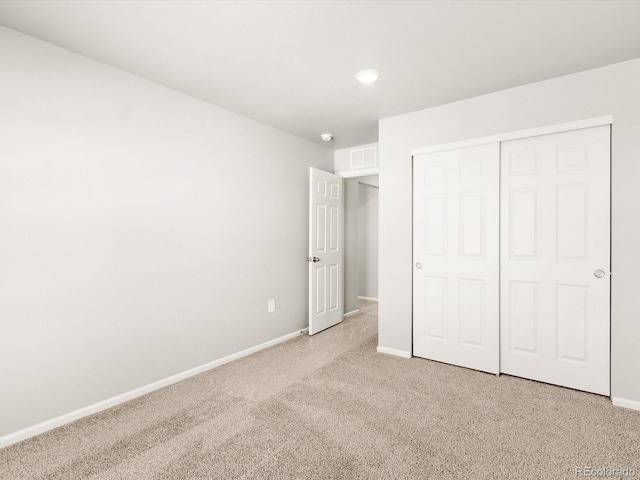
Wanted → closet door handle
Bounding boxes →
[415,262,423,269]
[594,269,606,278]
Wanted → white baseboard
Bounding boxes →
[0,329,301,450]
[358,296,378,302]
[612,397,640,412]
[377,346,411,359]
[343,309,360,318]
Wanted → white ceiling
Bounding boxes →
[1,1,640,150]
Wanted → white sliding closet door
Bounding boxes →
[500,126,610,395]
[413,144,500,374]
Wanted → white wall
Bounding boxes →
[358,183,379,299]
[379,58,640,404]
[358,175,379,188]
[0,26,333,439]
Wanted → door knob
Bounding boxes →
[415,262,423,269]
[307,257,320,263]
[594,269,606,278]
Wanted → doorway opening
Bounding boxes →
[344,174,379,317]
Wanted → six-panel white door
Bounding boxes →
[413,144,500,374]
[309,168,344,335]
[500,126,611,395]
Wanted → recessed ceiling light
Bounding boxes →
[321,133,333,142]
[356,70,379,84]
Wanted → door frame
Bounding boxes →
[412,116,612,157]
[410,116,613,388]
[339,168,380,178]
[336,168,380,319]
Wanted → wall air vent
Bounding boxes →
[350,146,378,169]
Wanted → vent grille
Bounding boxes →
[350,146,377,169]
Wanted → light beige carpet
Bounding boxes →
[1,304,639,479]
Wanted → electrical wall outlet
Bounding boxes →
[268,299,276,313]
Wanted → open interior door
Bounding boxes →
[308,167,343,335]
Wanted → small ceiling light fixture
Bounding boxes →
[356,69,379,84]
[321,133,333,142]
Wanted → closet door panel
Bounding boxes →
[413,143,500,374]
[500,125,610,395]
